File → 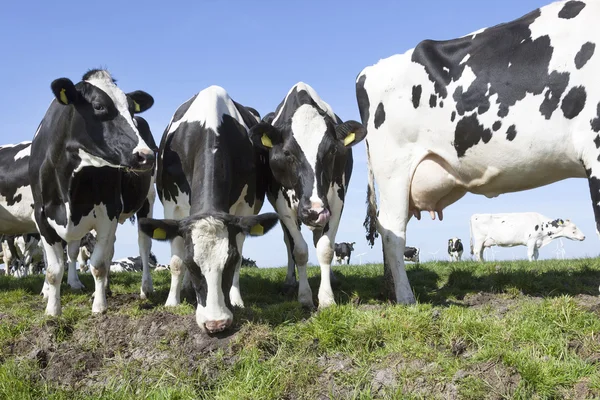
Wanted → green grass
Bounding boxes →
[1,258,600,399]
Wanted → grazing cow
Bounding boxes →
[241,257,257,268]
[470,212,585,261]
[110,252,158,273]
[358,0,600,303]
[448,238,464,261]
[403,246,420,263]
[30,69,156,316]
[1,234,44,276]
[250,83,367,308]
[140,85,280,333]
[334,242,355,264]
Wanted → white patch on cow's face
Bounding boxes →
[73,148,120,173]
[84,71,150,155]
[291,104,328,208]
[190,217,234,328]
[166,86,248,137]
[552,221,586,241]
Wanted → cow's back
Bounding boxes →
[158,86,261,215]
[471,212,545,246]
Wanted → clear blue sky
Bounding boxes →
[1,0,595,268]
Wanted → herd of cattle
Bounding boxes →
[1,0,599,333]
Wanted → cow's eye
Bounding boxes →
[93,103,105,112]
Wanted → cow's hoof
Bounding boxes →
[140,286,153,300]
[68,281,86,291]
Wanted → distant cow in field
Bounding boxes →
[110,252,158,273]
[448,238,463,261]
[358,0,600,303]
[403,246,420,263]
[241,257,257,268]
[334,242,355,264]
[141,85,279,333]
[470,212,585,261]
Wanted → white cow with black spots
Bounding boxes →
[357,0,600,303]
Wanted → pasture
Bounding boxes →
[1,259,600,399]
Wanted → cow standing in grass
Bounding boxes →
[141,86,279,333]
[358,0,600,302]
[30,69,156,316]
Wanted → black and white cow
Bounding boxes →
[110,252,158,272]
[403,246,420,263]
[140,86,279,333]
[358,0,600,303]
[30,69,156,316]
[241,257,257,268]
[448,238,464,261]
[334,242,355,264]
[250,83,367,308]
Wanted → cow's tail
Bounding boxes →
[469,217,474,255]
[364,141,379,247]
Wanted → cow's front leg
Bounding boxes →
[281,218,312,308]
[41,240,66,316]
[66,240,85,290]
[165,236,185,306]
[315,198,344,308]
[89,225,117,314]
[137,197,154,299]
[229,233,245,308]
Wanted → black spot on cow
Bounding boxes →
[440,101,444,108]
[0,142,31,207]
[585,168,600,233]
[591,102,600,132]
[451,111,456,122]
[492,121,502,131]
[374,102,386,129]
[575,42,595,69]
[429,94,437,108]
[594,135,600,149]
[558,1,586,19]
[356,75,370,125]
[550,218,564,228]
[506,125,517,141]
[502,220,505,223]
[412,85,422,108]
[535,225,539,231]
[454,114,492,157]
[561,86,587,119]
[539,72,570,119]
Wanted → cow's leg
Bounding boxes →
[533,247,539,261]
[229,233,245,308]
[282,224,298,294]
[281,219,312,308]
[137,197,154,299]
[66,240,85,290]
[40,239,66,316]
[473,241,485,262]
[376,173,416,304]
[89,225,117,314]
[165,236,185,307]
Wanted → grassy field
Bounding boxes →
[1,259,600,399]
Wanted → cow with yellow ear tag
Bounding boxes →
[249,82,367,310]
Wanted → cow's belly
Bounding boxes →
[47,203,114,241]
[0,201,37,235]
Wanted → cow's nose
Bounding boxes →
[300,205,331,226]
[135,149,155,169]
[204,319,232,333]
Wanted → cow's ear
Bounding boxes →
[335,120,367,147]
[127,90,154,113]
[234,213,280,237]
[139,218,181,241]
[51,78,78,106]
[249,122,282,150]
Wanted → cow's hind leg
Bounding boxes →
[66,240,85,290]
[281,224,298,295]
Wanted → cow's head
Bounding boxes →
[50,69,155,172]
[547,219,586,241]
[140,212,279,333]
[348,242,356,251]
[448,237,462,251]
[249,83,367,228]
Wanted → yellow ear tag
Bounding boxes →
[59,88,69,105]
[343,132,356,146]
[153,228,167,240]
[250,224,264,235]
[134,101,141,112]
[261,133,273,148]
